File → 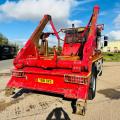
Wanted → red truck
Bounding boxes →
[5,5,108,115]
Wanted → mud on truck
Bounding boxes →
[5,5,108,115]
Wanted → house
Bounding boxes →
[103,40,120,52]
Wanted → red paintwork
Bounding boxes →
[62,43,81,56]
[8,67,89,99]
[7,6,102,100]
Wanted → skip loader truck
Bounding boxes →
[5,5,108,115]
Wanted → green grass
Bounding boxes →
[103,52,120,62]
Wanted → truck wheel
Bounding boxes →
[88,66,97,100]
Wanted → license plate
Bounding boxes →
[37,78,54,84]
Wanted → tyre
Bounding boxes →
[88,65,97,100]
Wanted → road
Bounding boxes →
[0,59,13,71]
[0,60,120,120]
[0,59,13,90]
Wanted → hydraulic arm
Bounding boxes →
[14,15,60,69]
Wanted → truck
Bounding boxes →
[0,45,17,60]
[5,5,108,115]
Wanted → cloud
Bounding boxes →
[0,0,96,21]
[0,0,97,46]
[108,30,120,40]
[113,3,120,28]
[113,2,120,14]
[0,0,83,30]
[67,20,82,27]
[99,11,107,16]
[0,0,75,21]
[9,38,27,48]
[78,0,97,5]
[114,14,120,28]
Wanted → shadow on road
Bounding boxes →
[13,88,73,102]
[46,107,71,120]
[12,88,31,98]
[12,89,76,113]
[97,88,120,100]
[12,88,63,99]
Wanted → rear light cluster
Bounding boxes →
[64,74,88,84]
[12,71,26,78]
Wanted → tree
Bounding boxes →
[0,33,8,45]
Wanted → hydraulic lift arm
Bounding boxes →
[14,15,59,68]
[82,5,100,66]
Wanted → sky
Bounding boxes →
[0,0,120,46]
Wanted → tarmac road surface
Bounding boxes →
[0,59,13,71]
[0,61,120,120]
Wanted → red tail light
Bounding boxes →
[12,71,25,78]
[64,74,88,84]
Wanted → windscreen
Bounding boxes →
[65,30,83,43]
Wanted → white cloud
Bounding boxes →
[114,14,120,28]
[108,30,120,40]
[0,0,74,21]
[0,0,95,22]
[99,11,107,16]
[0,0,97,46]
[0,0,82,30]
[78,0,97,5]
[113,2,120,14]
[67,20,82,27]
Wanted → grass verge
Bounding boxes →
[103,53,120,62]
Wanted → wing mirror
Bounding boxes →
[104,36,108,47]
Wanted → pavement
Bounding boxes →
[0,60,120,120]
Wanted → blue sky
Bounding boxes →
[0,0,120,45]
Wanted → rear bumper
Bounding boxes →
[7,67,91,100]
